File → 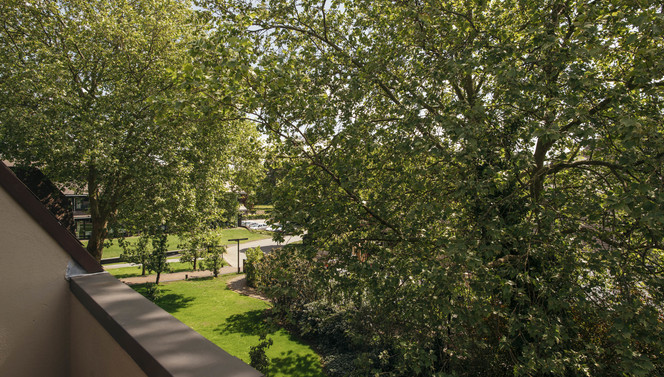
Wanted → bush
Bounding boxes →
[322,352,356,377]
[244,246,264,287]
[144,283,161,302]
[249,333,273,375]
[252,245,319,318]
[295,301,353,350]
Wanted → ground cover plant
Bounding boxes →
[132,275,325,377]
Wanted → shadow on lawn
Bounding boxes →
[132,284,196,313]
[156,293,196,313]
[215,310,278,336]
[112,271,143,279]
[269,350,323,377]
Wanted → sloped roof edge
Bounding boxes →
[0,161,102,273]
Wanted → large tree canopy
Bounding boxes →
[0,0,261,261]
[202,0,664,375]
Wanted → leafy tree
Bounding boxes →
[179,232,206,271]
[120,226,172,283]
[200,1,664,375]
[203,235,225,277]
[119,234,150,276]
[0,0,261,261]
[180,228,226,271]
[145,230,170,285]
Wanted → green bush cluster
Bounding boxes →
[143,283,161,302]
[249,244,664,377]
[249,246,358,376]
[244,247,264,287]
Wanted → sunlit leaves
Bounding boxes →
[0,0,263,260]
[193,0,664,375]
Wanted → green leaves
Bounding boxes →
[192,0,664,375]
[0,0,263,260]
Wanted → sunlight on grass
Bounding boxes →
[106,262,196,279]
[88,228,271,259]
[132,275,324,377]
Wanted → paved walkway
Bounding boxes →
[223,235,302,269]
[114,234,300,291]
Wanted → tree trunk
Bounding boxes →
[86,219,108,262]
[85,164,114,262]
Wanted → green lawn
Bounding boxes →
[132,276,324,377]
[86,228,272,259]
[106,262,195,279]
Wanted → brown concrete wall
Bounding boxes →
[0,185,72,376]
[69,294,148,377]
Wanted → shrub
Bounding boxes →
[252,245,319,318]
[322,352,356,377]
[249,333,273,375]
[244,246,264,287]
[144,283,161,302]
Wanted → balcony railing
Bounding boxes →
[69,272,263,377]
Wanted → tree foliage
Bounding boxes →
[249,333,273,375]
[146,230,171,285]
[119,234,150,276]
[244,246,265,287]
[179,229,213,271]
[0,0,262,261]
[201,231,225,277]
[201,0,664,375]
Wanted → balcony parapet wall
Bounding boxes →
[70,272,263,377]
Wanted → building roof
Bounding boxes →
[0,161,102,273]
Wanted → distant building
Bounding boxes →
[60,187,93,239]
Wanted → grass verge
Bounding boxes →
[106,262,195,279]
[88,228,271,259]
[132,276,324,377]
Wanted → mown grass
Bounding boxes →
[87,228,271,259]
[132,276,324,377]
[106,262,195,279]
